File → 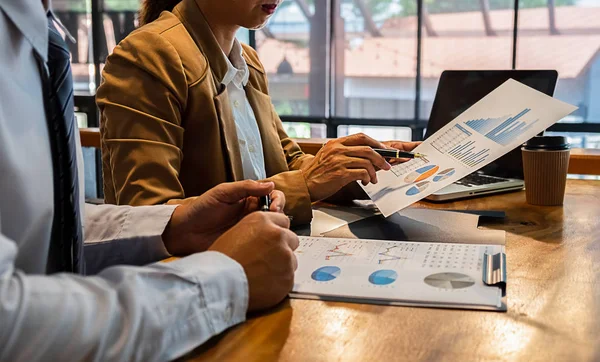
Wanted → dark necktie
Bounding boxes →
[38,15,84,274]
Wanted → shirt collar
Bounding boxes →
[0,0,49,61]
[221,39,250,88]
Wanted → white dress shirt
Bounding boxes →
[0,0,248,360]
[222,39,267,180]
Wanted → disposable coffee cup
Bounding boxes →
[521,136,570,206]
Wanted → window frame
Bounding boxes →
[79,0,600,139]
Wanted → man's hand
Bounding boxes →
[209,212,299,312]
[162,181,286,255]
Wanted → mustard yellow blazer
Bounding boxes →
[97,0,315,224]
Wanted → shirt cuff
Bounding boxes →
[162,251,249,332]
[84,204,178,274]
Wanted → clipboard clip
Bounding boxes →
[482,252,506,296]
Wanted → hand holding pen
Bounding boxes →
[161,180,287,255]
[259,194,272,212]
[371,148,427,160]
[259,193,294,222]
[373,141,425,165]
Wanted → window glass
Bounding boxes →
[282,122,327,139]
[420,0,515,118]
[334,0,417,119]
[257,1,329,116]
[54,0,94,93]
[517,0,600,126]
[337,125,412,141]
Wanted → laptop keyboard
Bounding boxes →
[455,174,509,187]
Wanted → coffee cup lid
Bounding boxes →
[523,136,570,150]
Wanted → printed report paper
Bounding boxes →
[360,79,578,217]
[291,236,505,309]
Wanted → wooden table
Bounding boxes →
[181,179,600,362]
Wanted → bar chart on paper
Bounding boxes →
[465,108,539,146]
[431,124,490,167]
[447,141,490,168]
[430,108,540,167]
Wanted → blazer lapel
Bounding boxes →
[173,0,287,180]
[173,0,228,90]
[174,0,244,180]
[245,85,289,177]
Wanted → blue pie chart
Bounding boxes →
[368,270,398,285]
[311,266,341,282]
[406,181,430,196]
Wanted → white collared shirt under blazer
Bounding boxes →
[221,39,267,181]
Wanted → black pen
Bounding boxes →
[372,148,427,159]
[259,194,271,212]
[259,194,294,222]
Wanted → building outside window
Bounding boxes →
[63,0,600,145]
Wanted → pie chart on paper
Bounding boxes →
[311,266,341,282]
[368,270,398,285]
[405,181,430,196]
[433,168,456,182]
[404,165,440,183]
[424,272,475,290]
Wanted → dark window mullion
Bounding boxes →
[249,30,256,49]
[512,0,519,69]
[415,0,423,126]
[90,0,103,96]
[90,0,104,197]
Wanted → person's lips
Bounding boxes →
[261,3,278,15]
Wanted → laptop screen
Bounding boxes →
[424,70,558,179]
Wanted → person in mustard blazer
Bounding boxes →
[97,0,419,225]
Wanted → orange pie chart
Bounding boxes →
[404,165,440,183]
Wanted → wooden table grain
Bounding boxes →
[180,179,600,362]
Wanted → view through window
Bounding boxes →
[516,0,600,149]
[64,0,600,148]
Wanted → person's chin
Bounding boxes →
[245,16,271,30]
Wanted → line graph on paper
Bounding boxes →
[390,157,431,178]
[374,243,418,267]
[295,237,421,266]
[304,238,379,264]
[325,243,354,260]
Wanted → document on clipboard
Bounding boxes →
[291,236,507,311]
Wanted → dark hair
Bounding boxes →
[139,0,182,25]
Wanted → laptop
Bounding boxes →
[425,70,558,201]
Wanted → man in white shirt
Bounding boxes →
[0,0,299,360]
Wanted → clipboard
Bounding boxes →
[483,252,507,296]
[290,236,508,312]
